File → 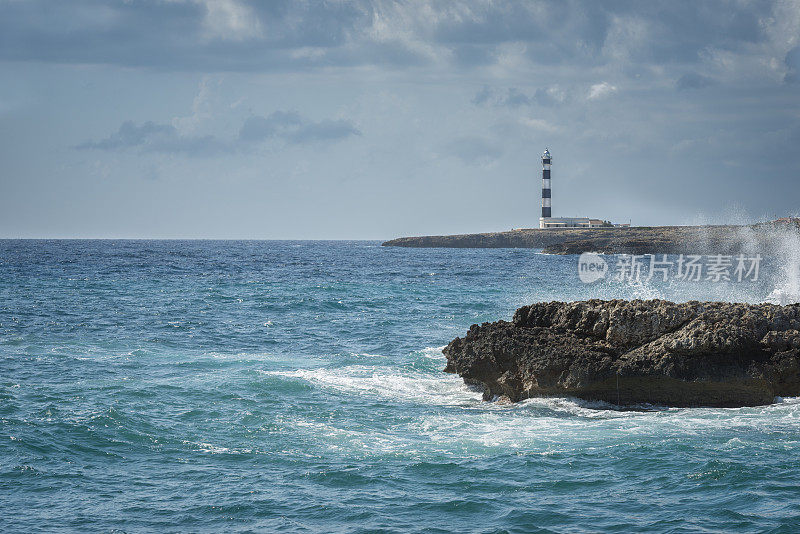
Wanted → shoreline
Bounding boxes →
[383,220,800,255]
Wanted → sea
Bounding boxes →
[1,240,799,533]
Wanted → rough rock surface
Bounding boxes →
[443,299,800,407]
[383,220,800,255]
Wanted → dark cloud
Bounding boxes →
[76,121,175,150]
[0,0,369,70]
[0,0,789,76]
[471,86,568,108]
[239,112,360,144]
[79,111,360,156]
[76,120,227,156]
[600,2,770,64]
[288,119,361,144]
[238,112,304,142]
[503,88,532,108]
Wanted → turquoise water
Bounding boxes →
[1,240,799,532]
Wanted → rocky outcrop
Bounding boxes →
[382,229,580,248]
[383,220,800,255]
[443,300,800,407]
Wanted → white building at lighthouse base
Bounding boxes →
[539,217,629,229]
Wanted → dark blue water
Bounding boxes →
[2,240,799,532]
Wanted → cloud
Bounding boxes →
[78,111,360,156]
[470,86,532,107]
[587,81,617,100]
[76,121,176,151]
[288,119,362,143]
[238,111,305,142]
[0,0,795,85]
[76,120,228,156]
[534,86,568,106]
[171,76,220,135]
[472,85,493,105]
[238,112,360,144]
[200,0,262,41]
[503,88,531,108]
[472,85,570,108]
[7,1,800,238]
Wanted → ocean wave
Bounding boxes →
[182,440,253,455]
[258,363,479,406]
[418,346,447,359]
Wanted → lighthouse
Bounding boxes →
[536,147,629,229]
[541,147,552,221]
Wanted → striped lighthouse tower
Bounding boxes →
[540,148,552,225]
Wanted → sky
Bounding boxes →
[1,0,799,239]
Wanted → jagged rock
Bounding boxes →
[443,299,800,407]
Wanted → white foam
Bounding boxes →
[265,364,800,457]
[260,364,480,406]
[257,336,800,458]
[418,346,447,359]
[184,440,252,454]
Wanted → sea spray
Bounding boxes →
[734,220,800,304]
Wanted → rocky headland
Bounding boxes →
[444,299,800,407]
[384,219,800,255]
